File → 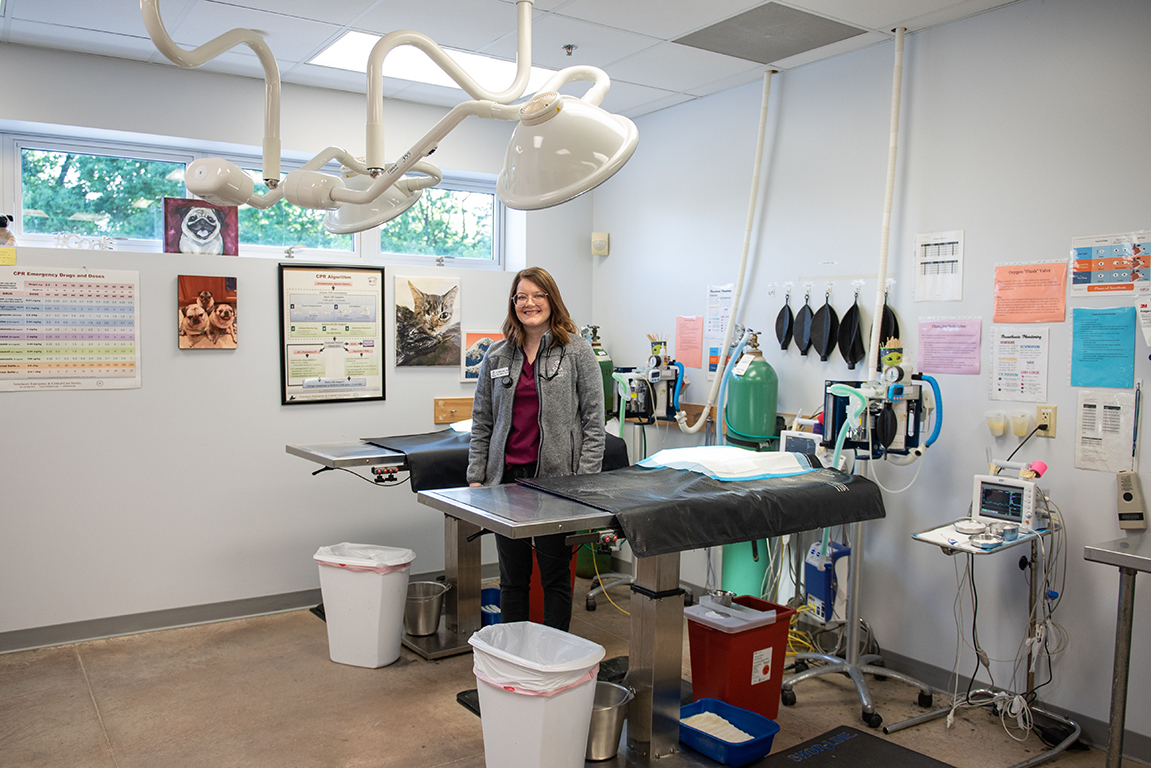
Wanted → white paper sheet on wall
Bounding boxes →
[705,284,733,381]
[1075,389,1136,472]
[915,230,964,302]
[989,326,1049,402]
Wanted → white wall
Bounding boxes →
[0,45,594,633]
[593,0,1151,741]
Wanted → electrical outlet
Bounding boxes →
[1036,405,1057,438]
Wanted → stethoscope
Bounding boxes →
[501,345,565,387]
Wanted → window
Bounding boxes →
[6,132,503,267]
[20,146,187,242]
[380,185,497,261]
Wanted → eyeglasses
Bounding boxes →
[512,291,549,306]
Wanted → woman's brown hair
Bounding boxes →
[502,267,578,349]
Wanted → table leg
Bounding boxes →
[445,514,483,636]
[627,553,683,761]
[1106,567,1137,768]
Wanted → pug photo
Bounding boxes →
[179,303,211,348]
[178,275,238,350]
[207,303,237,348]
[164,198,239,256]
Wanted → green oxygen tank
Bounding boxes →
[585,325,614,417]
[720,334,780,597]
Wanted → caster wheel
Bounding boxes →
[872,661,888,682]
[918,692,934,708]
[863,711,883,729]
[781,690,797,707]
[586,595,597,611]
[793,661,809,673]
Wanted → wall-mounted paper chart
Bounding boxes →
[0,267,141,392]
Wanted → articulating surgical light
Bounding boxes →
[141,0,639,233]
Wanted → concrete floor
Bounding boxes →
[0,578,1139,768]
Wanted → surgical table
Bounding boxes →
[290,434,886,765]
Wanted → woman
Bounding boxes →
[467,267,606,631]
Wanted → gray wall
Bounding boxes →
[592,0,1151,743]
[0,45,595,635]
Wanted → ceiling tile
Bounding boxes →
[283,62,410,97]
[768,29,888,68]
[170,3,340,64]
[675,3,866,65]
[776,0,1015,32]
[553,0,765,40]
[7,20,160,61]
[481,12,659,70]
[8,0,154,37]
[561,79,679,114]
[356,0,518,51]
[684,66,770,98]
[620,91,695,119]
[494,0,570,11]
[607,42,762,94]
[388,81,476,109]
[206,0,375,27]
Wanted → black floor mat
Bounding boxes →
[763,726,956,767]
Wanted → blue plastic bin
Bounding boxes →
[679,698,780,767]
[481,586,501,626]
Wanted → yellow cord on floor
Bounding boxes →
[590,544,630,616]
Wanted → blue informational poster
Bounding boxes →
[1070,306,1136,388]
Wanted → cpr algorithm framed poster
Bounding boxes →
[278,265,385,405]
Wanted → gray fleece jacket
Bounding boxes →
[467,331,606,485]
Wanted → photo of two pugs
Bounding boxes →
[178,276,238,350]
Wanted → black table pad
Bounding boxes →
[518,463,885,557]
[362,431,630,492]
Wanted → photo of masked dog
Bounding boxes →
[178,275,238,349]
[164,198,239,256]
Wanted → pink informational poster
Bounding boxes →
[992,263,1066,323]
[676,315,703,369]
[918,318,981,374]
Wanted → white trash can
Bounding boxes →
[314,543,415,668]
[469,622,606,768]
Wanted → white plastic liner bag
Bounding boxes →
[638,445,816,481]
[314,543,415,574]
[469,622,606,697]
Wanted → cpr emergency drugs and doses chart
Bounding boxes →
[0,267,141,391]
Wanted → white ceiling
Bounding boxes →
[0,0,1019,118]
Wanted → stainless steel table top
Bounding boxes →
[1084,533,1151,572]
[418,485,615,539]
[286,441,407,468]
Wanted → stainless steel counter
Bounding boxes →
[1084,533,1150,768]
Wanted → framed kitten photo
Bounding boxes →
[395,275,461,367]
[461,330,503,383]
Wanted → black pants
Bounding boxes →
[496,463,573,631]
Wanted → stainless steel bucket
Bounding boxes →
[404,581,449,637]
[585,681,634,761]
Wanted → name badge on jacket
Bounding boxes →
[491,367,510,379]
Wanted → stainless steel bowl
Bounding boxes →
[707,589,736,607]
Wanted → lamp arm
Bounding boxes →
[140,0,281,184]
[864,27,906,376]
[241,185,286,210]
[535,65,611,107]
[300,147,371,175]
[366,0,534,168]
[331,98,515,206]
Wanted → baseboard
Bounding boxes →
[1,565,501,655]
[881,649,1150,766]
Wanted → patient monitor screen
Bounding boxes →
[978,482,1024,522]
